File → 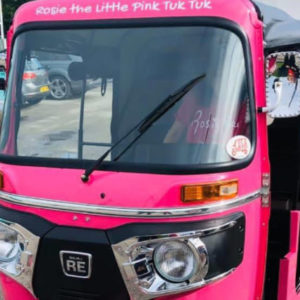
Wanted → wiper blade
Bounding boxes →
[81,74,206,182]
[138,74,206,133]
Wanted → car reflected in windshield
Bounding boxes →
[22,57,50,106]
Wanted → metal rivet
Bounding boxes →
[85,217,90,222]
[73,216,78,221]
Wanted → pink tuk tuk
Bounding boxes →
[0,0,299,299]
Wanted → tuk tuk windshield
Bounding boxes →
[0,26,252,169]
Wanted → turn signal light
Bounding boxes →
[182,180,238,203]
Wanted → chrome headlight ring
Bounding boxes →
[152,238,208,284]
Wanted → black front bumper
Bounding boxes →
[0,205,245,300]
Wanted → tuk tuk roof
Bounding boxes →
[12,0,259,31]
[255,1,300,50]
[13,0,300,51]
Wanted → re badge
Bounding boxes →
[60,251,92,279]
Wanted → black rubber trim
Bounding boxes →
[0,203,54,236]
[250,0,264,21]
[108,212,244,243]
[265,44,300,56]
[4,17,256,175]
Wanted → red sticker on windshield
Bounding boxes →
[226,136,251,160]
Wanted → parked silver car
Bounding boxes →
[22,58,50,105]
[35,51,83,100]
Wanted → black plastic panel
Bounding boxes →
[0,204,54,236]
[33,227,129,300]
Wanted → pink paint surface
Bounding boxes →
[12,0,256,30]
[0,0,271,299]
[278,211,300,300]
[0,273,37,300]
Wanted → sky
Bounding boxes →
[258,0,300,19]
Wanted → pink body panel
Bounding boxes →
[0,274,37,300]
[278,211,300,300]
[0,0,270,299]
[13,0,255,30]
[0,160,263,228]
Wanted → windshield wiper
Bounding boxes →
[81,74,206,182]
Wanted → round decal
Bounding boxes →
[226,136,251,160]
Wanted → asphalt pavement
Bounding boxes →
[18,83,113,160]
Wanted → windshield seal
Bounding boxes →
[2,17,256,175]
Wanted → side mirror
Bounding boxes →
[266,51,300,118]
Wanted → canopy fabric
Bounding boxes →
[255,1,300,50]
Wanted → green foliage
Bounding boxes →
[3,0,30,34]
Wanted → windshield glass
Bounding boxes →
[0,26,252,169]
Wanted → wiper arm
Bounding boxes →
[81,74,206,182]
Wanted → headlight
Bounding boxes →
[0,219,39,296]
[0,222,23,276]
[153,240,198,283]
[113,233,210,300]
[0,227,20,262]
[112,217,243,300]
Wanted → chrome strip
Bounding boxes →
[0,190,261,219]
[143,269,236,300]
